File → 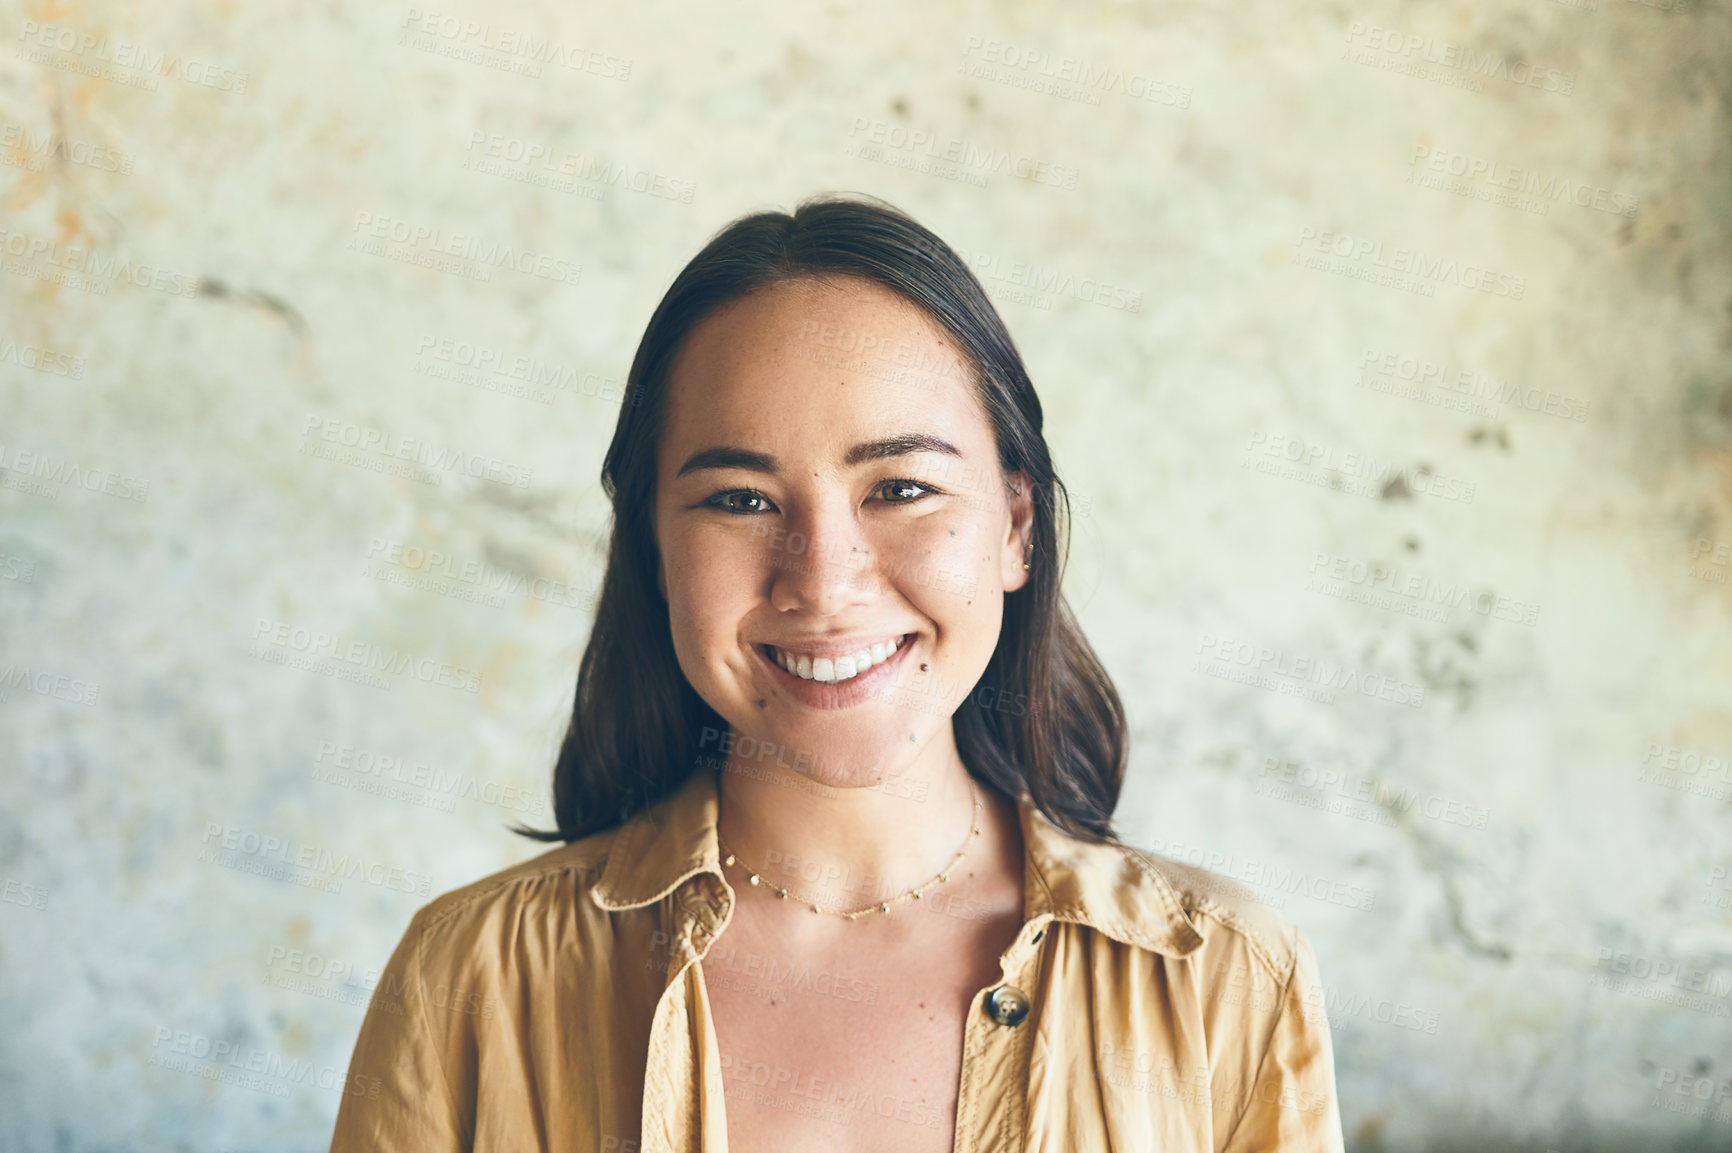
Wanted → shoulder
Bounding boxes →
[1019,801,1304,985]
[1120,844,1301,984]
[402,826,625,963]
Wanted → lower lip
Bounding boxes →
[755,634,918,711]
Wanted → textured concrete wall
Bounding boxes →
[2,0,1730,1148]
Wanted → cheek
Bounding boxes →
[665,536,755,665]
[882,516,1000,606]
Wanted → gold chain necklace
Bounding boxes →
[716,781,981,920]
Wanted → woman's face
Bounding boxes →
[654,275,1033,788]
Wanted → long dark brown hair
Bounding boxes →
[517,192,1127,845]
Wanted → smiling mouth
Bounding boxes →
[761,634,914,685]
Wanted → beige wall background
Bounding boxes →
[3,0,1731,1148]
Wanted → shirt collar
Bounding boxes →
[590,766,1205,958]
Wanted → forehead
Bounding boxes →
[659,277,987,462]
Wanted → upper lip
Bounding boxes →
[759,632,912,659]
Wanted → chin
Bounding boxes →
[717,714,918,790]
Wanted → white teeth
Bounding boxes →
[771,636,905,684]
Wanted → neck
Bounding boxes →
[713,723,1002,917]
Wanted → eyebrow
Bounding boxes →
[675,433,963,479]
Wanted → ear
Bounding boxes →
[1000,471,1035,593]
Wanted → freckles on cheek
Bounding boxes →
[887,521,991,605]
[685,543,754,605]
[927,521,990,571]
[674,545,757,655]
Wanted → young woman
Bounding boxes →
[330,195,1345,1152]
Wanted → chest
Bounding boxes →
[700,906,1014,1153]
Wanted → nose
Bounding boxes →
[766,503,876,617]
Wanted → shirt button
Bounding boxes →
[985,985,1030,1027]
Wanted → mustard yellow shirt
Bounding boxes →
[329,766,1346,1151]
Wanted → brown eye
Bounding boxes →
[708,490,775,514]
[877,479,933,503]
